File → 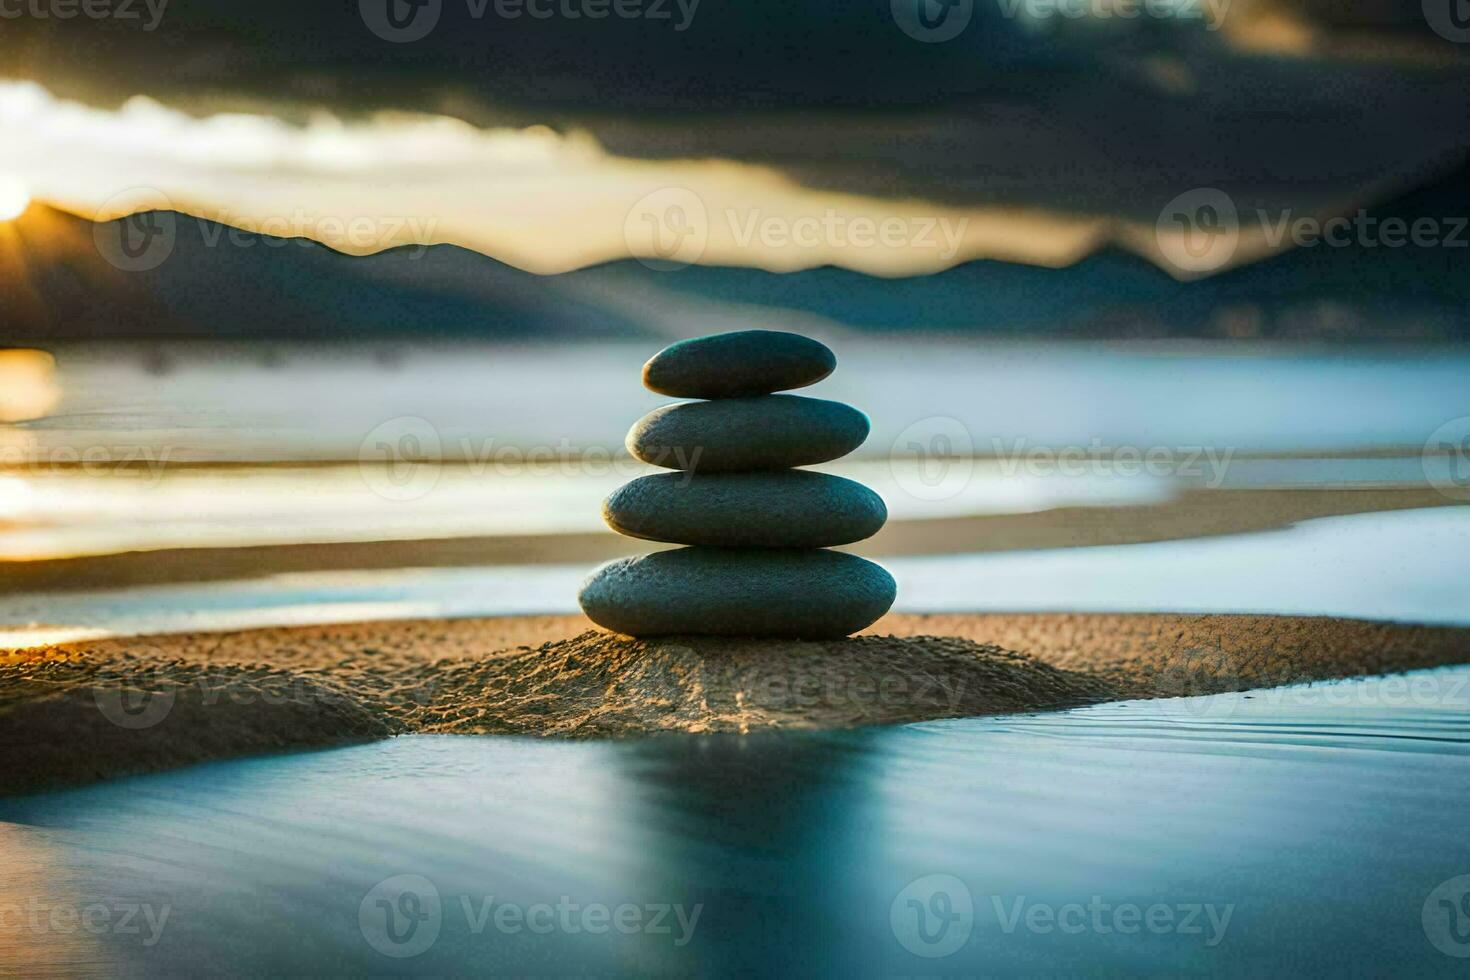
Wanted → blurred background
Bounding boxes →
[1,0,1468,644]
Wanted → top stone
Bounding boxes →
[642,330,836,398]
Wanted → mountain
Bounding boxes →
[5,158,1469,345]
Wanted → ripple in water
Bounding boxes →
[2,667,1470,976]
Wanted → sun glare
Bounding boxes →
[0,176,30,221]
[0,349,60,422]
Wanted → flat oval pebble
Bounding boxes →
[628,395,869,472]
[578,548,897,638]
[642,330,836,398]
[604,470,887,548]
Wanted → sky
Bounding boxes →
[1,0,1467,279]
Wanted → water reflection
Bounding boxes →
[610,732,882,976]
[0,823,110,975]
[3,670,1469,975]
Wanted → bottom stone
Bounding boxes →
[578,548,897,639]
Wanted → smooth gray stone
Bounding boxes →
[604,471,888,548]
[578,548,897,638]
[642,330,836,398]
[628,395,869,472]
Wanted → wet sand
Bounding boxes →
[3,612,1468,796]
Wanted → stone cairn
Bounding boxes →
[578,329,896,638]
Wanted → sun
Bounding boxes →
[0,176,31,221]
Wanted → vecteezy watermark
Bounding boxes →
[1157,186,1469,275]
[891,874,975,958]
[887,417,1236,503]
[359,416,444,502]
[890,875,1234,958]
[1152,646,1242,721]
[989,895,1234,946]
[622,189,970,272]
[1155,661,1470,719]
[742,662,968,715]
[1423,0,1470,43]
[889,416,976,503]
[360,875,442,959]
[990,438,1234,487]
[1155,187,1240,275]
[1255,211,1469,251]
[91,643,177,730]
[1424,416,1470,503]
[358,875,703,959]
[0,898,171,947]
[726,209,969,260]
[624,187,709,271]
[357,416,703,501]
[891,0,975,42]
[93,187,178,273]
[198,208,438,257]
[93,188,439,273]
[360,0,698,43]
[994,0,1229,30]
[0,444,173,483]
[91,658,368,730]
[1423,874,1470,958]
[1256,670,1470,712]
[0,0,169,30]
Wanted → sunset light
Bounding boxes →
[0,176,29,221]
[0,4,1467,975]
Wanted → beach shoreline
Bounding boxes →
[3,611,1468,797]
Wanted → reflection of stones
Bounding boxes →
[582,329,894,638]
[628,394,869,472]
[604,471,887,548]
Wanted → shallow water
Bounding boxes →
[3,506,1466,647]
[4,668,1470,977]
[5,337,1468,646]
[8,340,1470,462]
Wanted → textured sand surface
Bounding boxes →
[3,612,1468,795]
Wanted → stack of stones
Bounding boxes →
[578,330,897,639]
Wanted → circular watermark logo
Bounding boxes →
[891,0,974,42]
[890,873,974,958]
[890,416,975,502]
[93,188,177,273]
[1423,874,1470,957]
[360,874,442,958]
[1153,647,1242,721]
[92,650,177,730]
[1423,416,1470,502]
[623,187,709,271]
[1424,0,1470,42]
[1155,187,1239,275]
[359,416,443,501]
[360,0,443,42]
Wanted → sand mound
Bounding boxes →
[3,612,1468,795]
[397,633,1114,737]
[1,656,396,795]
[0,632,1110,794]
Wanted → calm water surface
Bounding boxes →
[4,669,1470,977]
